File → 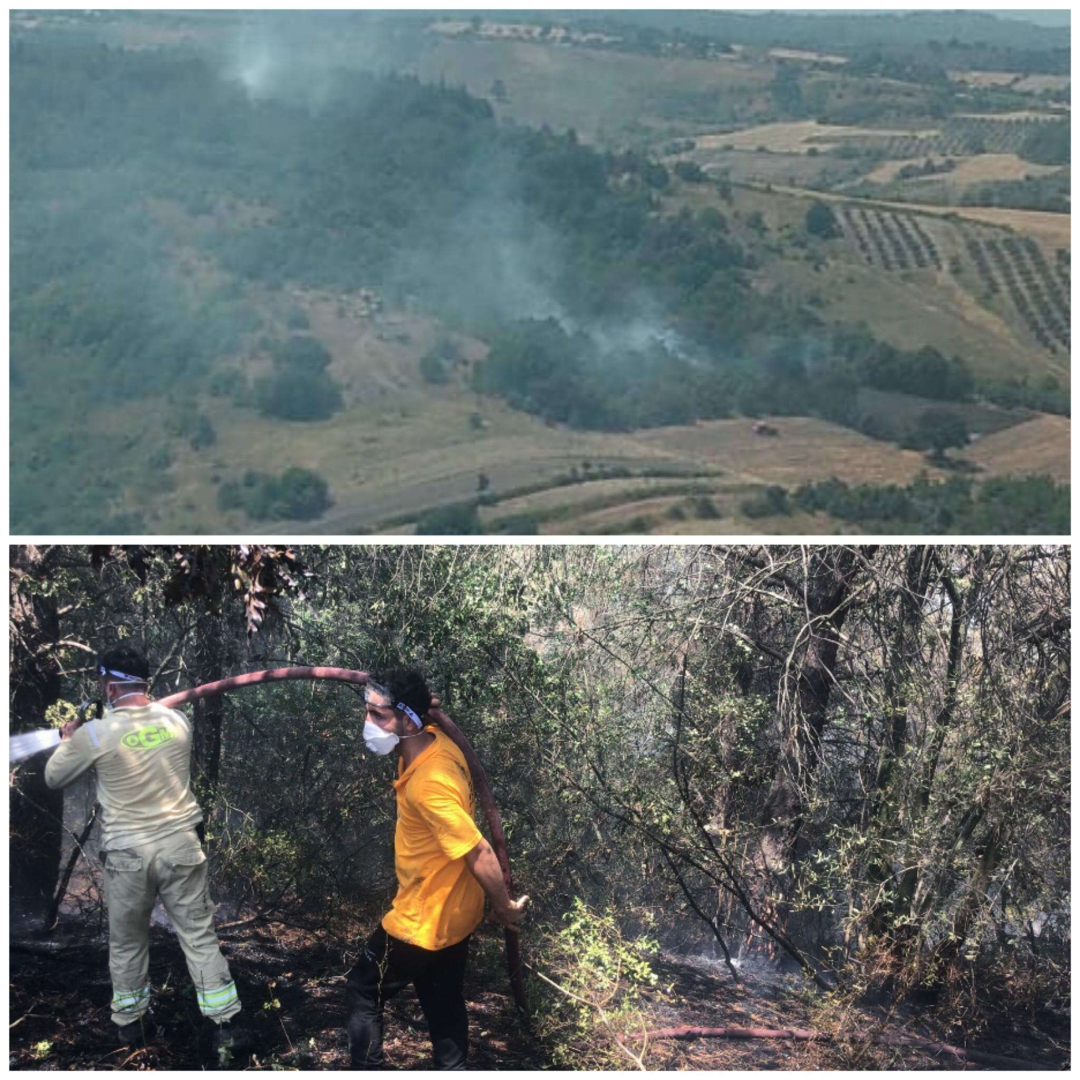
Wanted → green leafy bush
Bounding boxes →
[220,468,332,521]
[415,502,483,535]
[741,485,791,518]
[255,369,343,421]
[534,898,660,1067]
[806,199,841,239]
[275,334,332,374]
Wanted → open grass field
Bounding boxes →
[1012,74,1071,94]
[412,37,770,145]
[696,120,943,155]
[633,416,951,486]
[964,414,1071,482]
[677,146,861,188]
[948,70,1070,95]
[126,306,1067,531]
[863,153,1062,186]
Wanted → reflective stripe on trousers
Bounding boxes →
[197,979,240,1017]
[101,828,241,1026]
[111,984,151,1014]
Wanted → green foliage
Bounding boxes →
[794,473,1068,533]
[557,898,659,991]
[1019,119,1069,165]
[419,337,464,385]
[741,485,791,518]
[805,199,841,240]
[692,495,720,519]
[275,335,332,374]
[959,172,1069,213]
[218,467,332,521]
[902,409,970,456]
[188,413,216,451]
[285,306,310,331]
[9,32,1068,535]
[212,823,309,913]
[415,502,483,535]
[535,898,660,1066]
[979,375,1069,417]
[673,160,706,183]
[255,368,343,421]
[9,541,1071,1054]
[770,62,805,118]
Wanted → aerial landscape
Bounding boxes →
[10,9,1070,533]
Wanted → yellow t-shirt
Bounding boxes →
[382,727,485,950]
[43,703,202,850]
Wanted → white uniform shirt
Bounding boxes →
[44,703,203,850]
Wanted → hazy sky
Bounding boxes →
[780,9,1069,27]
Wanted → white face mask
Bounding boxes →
[363,719,401,756]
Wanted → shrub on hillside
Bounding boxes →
[217,467,332,521]
[415,502,483,535]
[256,368,343,421]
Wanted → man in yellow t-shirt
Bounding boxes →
[346,668,528,1070]
[44,647,243,1057]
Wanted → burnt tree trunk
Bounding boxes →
[865,547,934,942]
[191,619,229,791]
[895,559,967,936]
[759,547,876,878]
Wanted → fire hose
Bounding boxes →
[156,666,529,1023]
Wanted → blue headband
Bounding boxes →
[366,680,424,730]
[99,666,147,684]
[397,702,423,730]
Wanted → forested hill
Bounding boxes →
[10,34,1069,533]
[11,37,770,530]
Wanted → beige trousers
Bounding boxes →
[101,828,241,1026]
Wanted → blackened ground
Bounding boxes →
[9,921,1069,1070]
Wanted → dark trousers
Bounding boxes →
[346,926,470,1070]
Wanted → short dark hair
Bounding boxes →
[369,668,431,722]
[98,646,150,683]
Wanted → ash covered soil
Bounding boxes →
[9,919,1069,1070]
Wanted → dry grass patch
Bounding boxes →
[767,47,847,65]
[947,69,1021,87]
[697,121,940,155]
[415,38,768,145]
[966,414,1070,482]
[634,417,946,487]
[865,153,1062,186]
[1013,74,1071,93]
[937,153,1062,183]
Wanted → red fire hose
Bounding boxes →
[158,667,528,1022]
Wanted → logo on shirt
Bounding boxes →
[121,725,176,751]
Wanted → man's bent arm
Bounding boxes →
[44,727,96,790]
[463,838,528,928]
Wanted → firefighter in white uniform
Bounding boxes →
[45,647,243,1052]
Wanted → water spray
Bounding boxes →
[9,700,100,765]
[9,728,61,764]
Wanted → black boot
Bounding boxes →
[117,1014,155,1046]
